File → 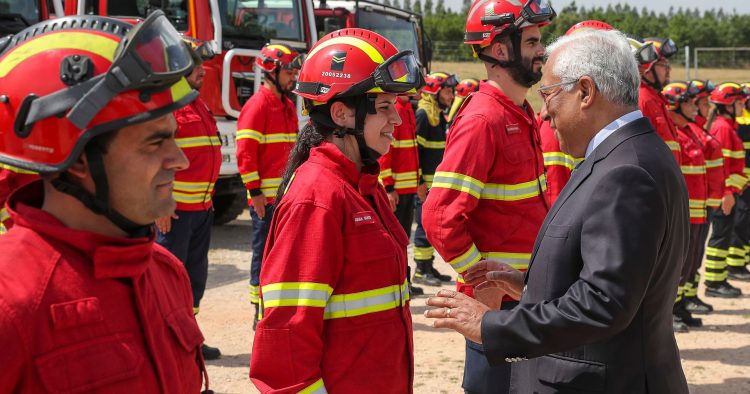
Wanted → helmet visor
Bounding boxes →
[659,38,678,58]
[195,41,217,60]
[377,50,424,93]
[636,42,658,65]
[283,53,305,70]
[520,0,556,25]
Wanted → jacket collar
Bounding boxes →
[8,181,155,279]
[478,81,536,126]
[640,83,668,105]
[714,115,739,130]
[308,142,381,196]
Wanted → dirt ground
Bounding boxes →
[199,211,750,394]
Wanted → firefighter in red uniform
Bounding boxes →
[703,83,747,298]
[726,83,750,281]
[249,28,422,393]
[422,1,555,392]
[412,72,457,287]
[539,20,613,205]
[236,44,302,327]
[156,38,223,360]
[683,79,722,314]
[663,82,708,331]
[0,12,208,392]
[0,165,38,233]
[639,37,682,163]
[693,80,716,129]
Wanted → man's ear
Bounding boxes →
[66,152,90,181]
[579,76,597,110]
[329,101,355,129]
[490,40,511,62]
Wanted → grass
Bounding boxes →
[433,61,750,113]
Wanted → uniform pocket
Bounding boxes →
[35,334,143,393]
[165,308,204,352]
[536,354,606,393]
[502,141,535,164]
[343,230,396,264]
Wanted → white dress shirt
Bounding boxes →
[584,110,644,159]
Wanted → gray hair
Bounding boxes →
[545,30,640,107]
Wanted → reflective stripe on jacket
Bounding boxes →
[639,83,681,164]
[710,116,746,194]
[693,123,725,207]
[379,98,420,194]
[677,124,707,223]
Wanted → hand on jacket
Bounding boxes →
[387,191,399,212]
[155,212,178,234]
[252,194,268,219]
[463,260,524,301]
[425,289,489,344]
[722,193,736,216]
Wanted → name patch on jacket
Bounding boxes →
[353,211,376,226]
[506,123,520,134]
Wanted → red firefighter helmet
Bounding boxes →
[642,37,677,73]
[455,78,481,98]
[710,82,745,106]
[0,12,197,173]
[294,28,423,103]
[464,0,556,46]
[255,43,303,73]
[662,82,698,110]
[688,80,716,100]
[565,20,613,36]
[423,72,459,95]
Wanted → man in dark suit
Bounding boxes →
[425,29,690,394]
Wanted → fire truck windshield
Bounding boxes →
[0,0,39,24]
[357,9,419,64]
[221,0,304,42]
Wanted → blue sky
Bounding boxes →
[444,0,750,14]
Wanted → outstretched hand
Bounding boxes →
[463,260,525,301]
[424,289,490,344]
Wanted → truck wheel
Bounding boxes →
[212,192,247,225]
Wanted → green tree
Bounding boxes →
[435,0,446,15]
[413,0,422,15]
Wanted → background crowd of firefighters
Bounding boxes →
[1,0,749,392]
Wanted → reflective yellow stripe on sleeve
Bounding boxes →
[449,244,482,274]
[0,207,9,223]
[236,129,296,144]
[241,171,260,184]
[743,142,750,150]
[666,140,681,152]
[706,198,721,207]
[680,165,706,175]
[176,136,220,149]
[431,171,484,199]
[392,139,417,148]
[236,129,263,142]
[299,378,328,394]
[324,280,409,319]
[704,158,723,169]
[261,282,333,308]
[480,252,531,270]
[722,149,745,159]
[394,171,419,190]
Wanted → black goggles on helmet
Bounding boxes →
[480,0,556,30]
[285,54,305,70]
[635,42,658,65]
[194,41,216,61]
[67,10,193,129]
[657,38,677,59]
[690,80,715,96]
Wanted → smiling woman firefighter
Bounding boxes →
[249,28,423,393]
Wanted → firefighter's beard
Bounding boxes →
[508,55,544,88]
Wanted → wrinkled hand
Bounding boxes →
[252,194,268,219]
[464,260,525,301]
[387,191,399,212]
[155,212,179,234]
[722,193,736,216]
[424,289,490,344]
[417,183,428,203]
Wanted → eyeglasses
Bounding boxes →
[538,79,579,103]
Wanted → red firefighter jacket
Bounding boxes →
[250,142,413,393]
[710,116,746,195]
[639,83,681,164]
[695,115,707,129]
[379,98,420,194]
[422,82,549,298]
[0,165,38,232]
[236,85,298,205]
[539,119,578,205]
[173,97,222,211]
[676,124,708,224]
[692,122,725,208]
[0,181,206,393]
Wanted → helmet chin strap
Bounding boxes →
[265,69,292,99]
[643,69,664,92]
[51,144,152,238]
[311,95,382,167]
[476,29,541,88]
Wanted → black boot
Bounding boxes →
[202,344,222,360]
[705,280,743,298]
[728,265,750,281]
[672,314,689,333]
[684,296,713,314]
[673,299,702,327]
[412,260,441,286]
[407,266,424,296]
[427,261,452,282]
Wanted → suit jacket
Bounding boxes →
[481,117,690,394]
